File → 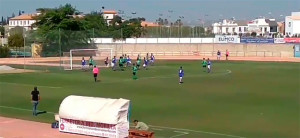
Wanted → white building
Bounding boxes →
[248,18,272,36]
[213,18,278,36]
[102,10,117,25]
[212,20,248,35]
[285,12,300,37]
[9,14,36,31]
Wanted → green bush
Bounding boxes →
[0,46,10,58]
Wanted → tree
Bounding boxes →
[32,4,93,56]
[251,32,257,37]
[9,26,24,36]
[110,15,122,27]
[1,16,4,25]
[8,33,24,55]
[0,46,10,58]
[0,26,4,37]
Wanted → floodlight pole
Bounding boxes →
[23,30,26,71]
[121,28,123,55]
[59,28,61,69]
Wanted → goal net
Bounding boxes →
[62,48,113,70]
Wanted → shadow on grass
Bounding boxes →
[36,111,47,115]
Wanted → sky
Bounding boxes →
[0,0,299,25]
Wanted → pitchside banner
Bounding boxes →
[284,38,300,43]
[240,38,274,43]
[215,35,239,43]
[59,118,129,138]
[274,38,285,43]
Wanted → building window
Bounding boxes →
[20,21,22,25]
[232,28,235,33]
[24,21,26,25]
[27,20,29,24]
[264,27,267,32]
[239,27,242,32]
[288,22,291,27]
[226,28,229,33]
[244,27,247,31]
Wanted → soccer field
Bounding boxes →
[0,60,299,138]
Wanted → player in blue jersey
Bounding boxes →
[127,55,132,67]
[207,58,212,73]
[112,56,117,71]
[81,57,86,70]
[143,57,149,70]
[150,53,155,66]
[179,66,184,84]
[104,57,109,67]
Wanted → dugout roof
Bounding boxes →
[59,95,130,124]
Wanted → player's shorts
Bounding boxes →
[89,63,93,66]
[202,65,206,68]
[127,61,132,64]
[226,54,229,57]
[207,65,211,69]
[217,55,221,58]
[133,72,136,75]
[111,62,115,67]
[105,61,108,64]
[150,60,154,63]
[93,73,97,77]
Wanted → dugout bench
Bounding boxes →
[129,129,155,138]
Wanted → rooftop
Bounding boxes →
[141,21,159,27]
[103,10,117,14]
[287,16,300,20]
[10,14,35,20]
[234,20,248,26]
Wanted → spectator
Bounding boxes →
[134,120,149,131]
[31,87,40,116]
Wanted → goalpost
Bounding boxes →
[63,48,113,70]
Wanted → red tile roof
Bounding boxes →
[10,14,34,20]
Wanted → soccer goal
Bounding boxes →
[62,48,113,70]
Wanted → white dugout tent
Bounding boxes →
[58,95,131,138]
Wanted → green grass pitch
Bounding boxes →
[0,60,299,138]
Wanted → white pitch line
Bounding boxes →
[152,128,164,131]
[0,105,56,114]
[170,131,189,138]
[0,82,62,89]
[227,69,232,74]
[149,125,245,138]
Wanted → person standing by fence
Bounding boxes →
[217,50,221,60]
[226,49,229,60]
[31,87,40,116]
